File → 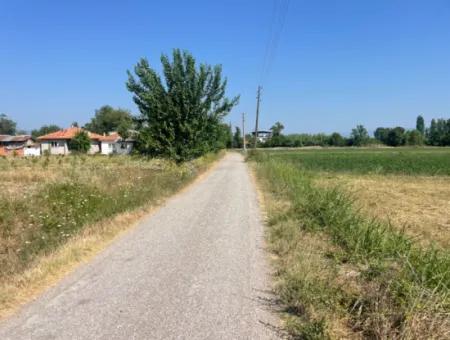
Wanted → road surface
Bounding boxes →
[0,153,282,339]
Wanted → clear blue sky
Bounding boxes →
[2,0,450,134]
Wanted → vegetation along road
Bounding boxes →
[0,153,281,339]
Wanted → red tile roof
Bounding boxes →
[37,127,104,141]
[98,132,122,142]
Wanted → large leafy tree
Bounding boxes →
[126,49,239,161]
[0,114,17,135]
[386,126,406,146]
[31,124,61,138]
[329,132,346,146]
[350,124,369,146]
[85,105,133,137]
[374,127,390,144]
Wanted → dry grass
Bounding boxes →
[0,152,222,319]
[317,174,450,248]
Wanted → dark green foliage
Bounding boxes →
[270,121,284,137]
[31,124,61,138]
[215,123,233,149]
[328,132,346,146]
[405,129,424,145]
[416,115,425,135]
[68,131,91,153]
[266,121,285,147]
[350,125,369,146]
[0,114,17,135]
[426,118,450,146]
[386,126,405,146]
[233,127,243,148]
[84,105,133,137]
[127,49,239,161]
[374,127,390,144]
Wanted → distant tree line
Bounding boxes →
[373,115,450,146]
[259,115,450,148]
[260,122,372,147]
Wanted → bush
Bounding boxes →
[68,131,91,153]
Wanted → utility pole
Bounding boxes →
[253,85,262,148]
[242,112,247,153]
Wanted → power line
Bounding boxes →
[260,0,290,86]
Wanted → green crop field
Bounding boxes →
[261,147,450,175]
[249,147,450,339]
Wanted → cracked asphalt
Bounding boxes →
[0,152,281,339]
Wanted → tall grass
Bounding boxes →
[0,153,219,280]
[250,151,450,338]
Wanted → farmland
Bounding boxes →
[249,147,450,339]
[0,153,219,315]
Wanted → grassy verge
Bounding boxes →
[249,151,450,339]
[0,152,222,317]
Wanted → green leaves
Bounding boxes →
[68,131,91,153]
[127,49,239,161]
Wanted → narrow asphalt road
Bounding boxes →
[0,153,281,339]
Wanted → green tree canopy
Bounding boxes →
[350,125,369,146]
[374,127,390,144]
[68,131,91,153]
[126,49,239,161]
[416,115,425,135]
[0,114,17,135]
[270,122,285,137]
[31,124,61,138]
[406,129,424,146]
[329,132,346,146]
[233,127,243,148]
[85,106,133,137]
[386,127,406,146]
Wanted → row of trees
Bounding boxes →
[260,122,372,148]
[260,115,450,148]
[374,116,450,146]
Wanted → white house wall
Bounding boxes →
[101,142,114,155]
[41,141,69,155]
[24,147,41,157]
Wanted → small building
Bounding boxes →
[37,127,104,155]
[99,132,135,155]
[251,130,272,143]
[0,135,35,156]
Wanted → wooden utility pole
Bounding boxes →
[242,112,247,152]
[253,85,262,148]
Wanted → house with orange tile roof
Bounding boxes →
[37,127,135,155]
[37,127,104,155]
[99,132,135,155]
